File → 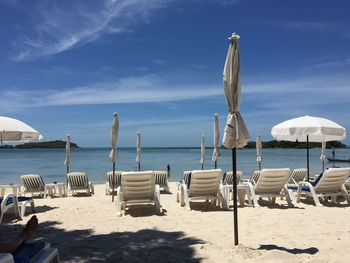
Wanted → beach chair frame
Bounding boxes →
[67,172,94,196]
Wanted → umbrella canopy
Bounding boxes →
[109,113,119,202]
[212,113,220,168]
[271,115,346,180]
[136,132,141,171]
[271,115,346,142]
[256,134,263,170]
[64,134,71,173]
[222,33,249,246]
[200,135,205,169]
[0,116,43,144]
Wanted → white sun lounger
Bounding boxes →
[245,168,294,207]
[67,172,94,196]
[288,168,307,186]
[0,194,21,224]
[20,174,46,198]
[178,169,226,211]
[296,167,350,207]
[0,242,59,263]
[116,171,161,216]
[105,171,124,195]
[153,170,170,192]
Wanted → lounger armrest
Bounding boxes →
[0,253,14,263]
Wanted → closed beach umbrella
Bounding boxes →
[212,113,220,169]
[222,33,249,246]
[0,116,43,144]
[271,115,346,180]
[136,132,141,171]
[256,134,263,170]
[320,140,326,172]
[200,135,205,170]
[109,112,119,202]
[64,134,71,174]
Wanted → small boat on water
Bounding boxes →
[327,157,350,163]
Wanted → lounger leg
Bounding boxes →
[309,187,322,207]
[341,185,350,205]
[116,189,122,217]
[182,185,191,211]
[155,185,161,214]
[176,182,180,203]
[283,187,295,207]
[247,183,259,207]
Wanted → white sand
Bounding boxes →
[6,183,350,262]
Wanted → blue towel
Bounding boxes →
[288,172,324,192]
[13,241,46,263]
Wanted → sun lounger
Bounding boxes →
[242,170,261,185]
[296,167,350,206]
[288,168,307,187]
[0,242,59,263]
[154,170,170,192]
[20,174,46,198]
[67,172,94,196]
[245,168,294,207]
[176,171,191,202]
[116,171,161,216]
[177,169,226,211]
[105,171,124,195]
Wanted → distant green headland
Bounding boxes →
[0,140,78,149]
[244,140,347,149]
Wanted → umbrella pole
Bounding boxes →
[232,148,239,246]
[215,161,217,169]
[138,163,141,171]
[258,162,261,171]
[201,164,204,170]
[307,135,310,181]
[112,162,115,202]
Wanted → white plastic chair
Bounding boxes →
[0,194,21,224]
[296,167,350,207]
[246,168,294,207]
[178,169,226,211]
[288,168,307,186]
[116,171,160,216]
[67,172,94,196]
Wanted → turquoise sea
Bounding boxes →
[1,147,350,185]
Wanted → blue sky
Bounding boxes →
[0,0,349,147]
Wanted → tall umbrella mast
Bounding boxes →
[212,113,220,169]
[109,113,119,202]
[64,134,71,174]
[222,33,250,246]
[256,134,263,170]
[200,135,205,170]
[136,132,141,171]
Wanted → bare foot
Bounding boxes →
[20,215,38,243]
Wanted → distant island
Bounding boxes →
[0,140,78,149]
[244,140,347,149]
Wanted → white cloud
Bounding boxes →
[12,0,172,61]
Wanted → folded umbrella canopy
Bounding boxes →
[136,132,141,171]
[222,33,249,246]
[200,135,205,170]
[271,115,346,180]
[256,134,263,170]
[109,113,119,202]
[0,116,43,144]
[64,134,71,174]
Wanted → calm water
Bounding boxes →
[1,147,350,184]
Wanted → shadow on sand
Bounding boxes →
[2,220,205,262]
[258,244,319,255]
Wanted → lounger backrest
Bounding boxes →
[188,169,221,198]
[106,171,124,188]
[255,168,291,195]
[153,170,168,187]
[182,171,191,185]
[20,174,45,192]
[67,172,89,190]
[250,170,261,185]
[288,168,307,185]
[222,171,242,185]
[314,167,350,193]
[121,171,155,202]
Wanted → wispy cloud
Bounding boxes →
[0,74,222,111]
[12,0,172,61]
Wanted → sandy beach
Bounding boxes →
[1,182,349,262]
